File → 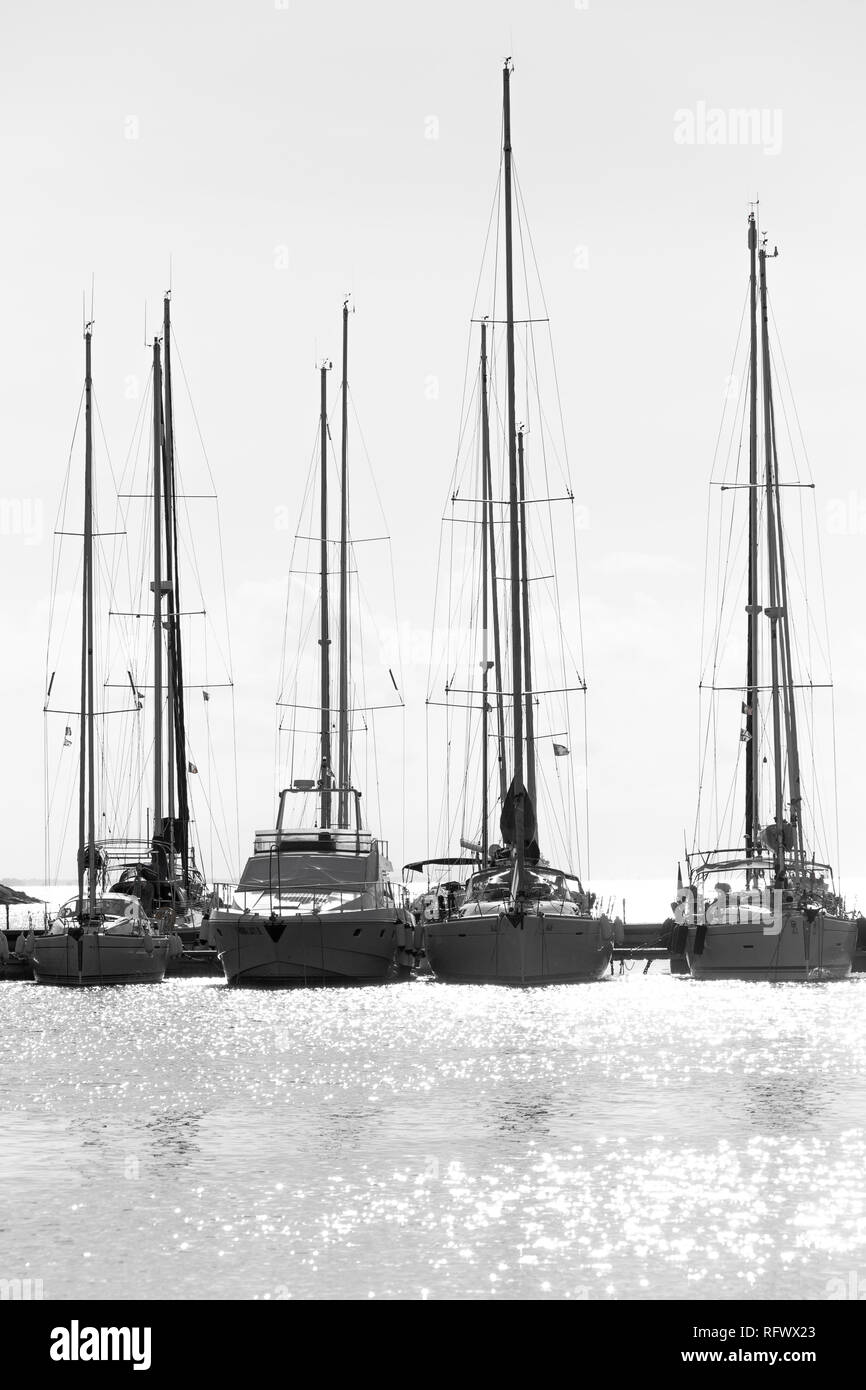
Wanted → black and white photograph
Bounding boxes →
[1,0,864,1354]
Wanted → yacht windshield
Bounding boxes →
[99,897,131,917]
[238,852,374,894]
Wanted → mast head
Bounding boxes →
[759,232,779,261]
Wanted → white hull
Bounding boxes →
[31,932,169,986]
[211,909,406,986]
[427,908,614,985]
[686,912,856,981]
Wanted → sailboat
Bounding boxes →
[420,62,614,985]
[33,323,169,985]
[96,296,210,944]
[211,302,412,985]
[675,212,857,981]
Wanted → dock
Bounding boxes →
[609,921,686,974]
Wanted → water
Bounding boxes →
[2,967,865,1301]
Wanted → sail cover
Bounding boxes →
[499,779,538,849]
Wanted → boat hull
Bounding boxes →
[210,910,406,986]
[31,932,169,986]
[426,910,614,985]
[686,912,856,981]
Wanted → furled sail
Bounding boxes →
[500,778,539,861]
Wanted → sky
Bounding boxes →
[2,0,865,918]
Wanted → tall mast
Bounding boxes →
[161,293,190,890]
[337,300,350,827]
[481,324,508,811]
[319,361,333,829]
[765,278,805,870]
[502,58,525,892]
[745,211,760,869]
[518,427,536,809]
[164,310,175,856]
[78,325,96,917]
[758,246,785,882]
[151,339,164,868]
[480,326,490,862]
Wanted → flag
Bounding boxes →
[740,729,752,743]
[63,725,72,747]
[202,690,210,702]
[552,742,570,757]
[188,761,198,774]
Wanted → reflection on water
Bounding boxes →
[1,974,865,1300]
[742,1074,827,1133]
[494,1096,553,1138]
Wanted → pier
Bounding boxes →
[611,921,687,974]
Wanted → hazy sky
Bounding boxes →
[2,0,865,915]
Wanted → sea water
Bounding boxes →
[1,936,864,1301]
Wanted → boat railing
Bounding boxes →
[206,882,238,913]
[686,847,835,882]
[402,856,481,885]
[272,785,376,855]
[675,860,845,926]
[253,828,375,856]
[91,837,191,878]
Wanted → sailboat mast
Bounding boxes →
[163,301,176,880]
[338,301,350,828]
[78,325,96,917]
[319,362,332,829]
[161,293,190,890]
[166,623,176,854]
[517,427,536,808]
[758,246,785,882]
[481,324,508,811]
[745,212,760,867]
[480,325,490,862]
[765,289,805,869]
[502,59,525,889]
[152,339,164,868]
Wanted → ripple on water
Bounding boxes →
[1,974,865,1299]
